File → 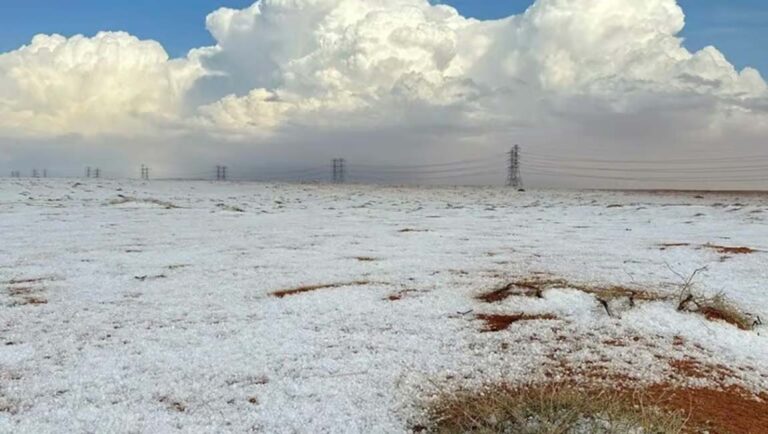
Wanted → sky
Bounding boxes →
[0,0,767,188]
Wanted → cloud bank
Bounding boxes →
[1,0,767,186]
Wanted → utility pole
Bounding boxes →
[332,158,346,184]
[141,164,150,180]
[506,145,523,189]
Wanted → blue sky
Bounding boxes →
[1,0,766,75]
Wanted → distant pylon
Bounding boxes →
[216,165,228,181]
[86,167,91,178]
[332,158,346,184]
[506,145,523,189]
[94,168,101,179]
[141,164,150,180]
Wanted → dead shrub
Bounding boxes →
[668,265,756,330]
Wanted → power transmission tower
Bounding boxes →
[332,158,346,184]
[141,164,150,180]
[216,165,228,181]
[94,168,101,179]
[10,170,20,178]
[506,145,523,189]
[86,167,91,178]
[43,169,47,178]
[32,169,39,178]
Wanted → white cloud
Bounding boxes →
[0,32,204,136]
[188,0,767,136]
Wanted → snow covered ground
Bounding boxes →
[1,179,767,433]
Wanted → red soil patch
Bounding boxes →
[477,313,557,332]
[646,385,768,434]
[668,358,734,381]
[542,355,766,434]
[271,281,370,298]
[704,244,758,255]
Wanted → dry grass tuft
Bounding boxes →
[271,281,371,298]
[420,384,687,434]
[477,314,558,332]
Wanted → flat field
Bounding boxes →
[1,180,767,433]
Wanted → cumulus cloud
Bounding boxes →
[1,0,767,186]
[0,32,204,136]
[188,0,767,135]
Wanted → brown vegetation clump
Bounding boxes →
[419,384,687,434]
[271,281,371,298]
[477,313,557,332]
[419,381,768,434]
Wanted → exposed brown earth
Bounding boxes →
[271,281,371,298]
[477,313,558,332]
